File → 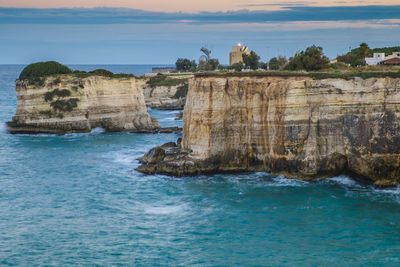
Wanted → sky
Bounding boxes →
[0,1,399,64]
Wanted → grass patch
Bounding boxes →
[147,73,188,88]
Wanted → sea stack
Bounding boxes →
[137,73,400,188]
[7,62,159,133]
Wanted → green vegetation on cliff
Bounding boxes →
[50,98,79,113]
[71,69,134,79]
[147,73,188,88]
[285,45,330,71]
[172,84,189,99]
[44,89,71,102]
[20,61,72,80]
[195,70,400,80]
[19,62,133,80]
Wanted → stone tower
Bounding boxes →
[229,43,250,66]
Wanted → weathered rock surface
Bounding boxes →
[140,76,191,110]
[137,75,400,187]
[8,75,159,133]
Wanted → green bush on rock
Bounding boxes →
[19,61,72,80]
[172,84,189,99]
[50,98,79,112]
[44,89,71,102]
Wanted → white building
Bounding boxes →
[365,53,385,65]
[365,51,400,65]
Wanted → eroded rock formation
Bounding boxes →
[8,75,159,133]
[140,75,192,110]
[137,75,400,187]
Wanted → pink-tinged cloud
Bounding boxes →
[0,0,399,12]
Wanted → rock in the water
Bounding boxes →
[7,75,159,134]
[139,146,166,164]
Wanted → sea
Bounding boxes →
[0,64,399,266]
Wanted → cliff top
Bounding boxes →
[19,61,134,82]
[194,70,400,80]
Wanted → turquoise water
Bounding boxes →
[1,65,400,266]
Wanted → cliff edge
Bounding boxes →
[8,75,159,133]
[137,74,400,187]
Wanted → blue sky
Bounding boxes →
[0,6,400,64]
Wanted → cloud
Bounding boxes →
[1,5,400,24]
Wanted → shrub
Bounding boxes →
[53,78,61,85]
[50,98,79,112]
[172,84,189,99]
[90,69,114,76]
[19,61,72,80]
[242,51,260,70]
[176,58,197,72]
[39,110,53,117]
[28,77,44,86]
[147,73,187,88]
[228,62,244,71]
[44,89,71,102]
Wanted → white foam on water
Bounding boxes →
[90,127,106,134]
[326,175,358,187]
[270,175,309,187]
[0,122,6,133]
[113,152,136,165]
[144,204,185,215]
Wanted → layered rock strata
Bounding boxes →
[140,75,191,110]
[8,75,159,133]
[137,75,400,187]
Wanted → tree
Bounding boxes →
[198,58,220,71]
[337,43,372,67]
[206,59,220,70]
[285,45,329,71]
[269,57,279,70]
[268,57,288,70]
[175,58,197,72]
[228,62,244,72]
[242,51,260,70]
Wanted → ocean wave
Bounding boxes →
[323,175,359,187]
[0,122,6,133]
[144,204,185,215]
[269,175,309,187]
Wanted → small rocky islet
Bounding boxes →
[8,61,400,188]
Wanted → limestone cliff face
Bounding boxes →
[140,75,192,110]
[8,75,159,133]
[139,75,400,187]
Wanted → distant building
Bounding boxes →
[379,57,400,66]
[385,51,400,60]
[229,43,250,66]
[365,52,400,65]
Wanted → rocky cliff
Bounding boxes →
[137,74,400,187]
[140,74,192,110]
[8,75,159,133]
